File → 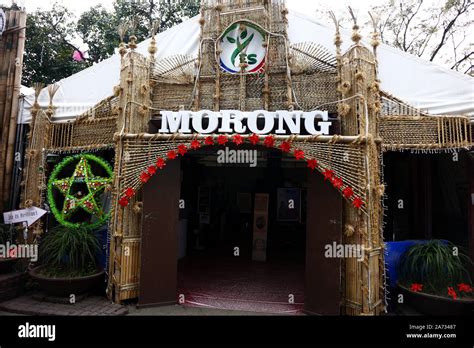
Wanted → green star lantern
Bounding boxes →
[47,154,113,230]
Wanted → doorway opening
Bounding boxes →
[177,144,307,314]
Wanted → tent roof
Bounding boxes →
[20,9,474,123]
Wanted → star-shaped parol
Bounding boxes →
[52,156,112,220]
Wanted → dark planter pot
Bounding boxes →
[29,266,104,297]
[0,258,18,274]
[398,283,474,315]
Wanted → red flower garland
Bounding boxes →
[217,135,228,145]
[205,136,214,145]
[294,149,305,160]
[263,135,275,148]
[177,144,187,156]
[352,197,363,209]
[249,134,260,145]
[233,134,244,145]
[147,165,157,175]
[342,187,353,198]
[280,141,291,153]
[332,177,343,189]
[119,196,129,207]
[140,172,151,183]
[167,150,177,160]
[156,158,166,169]
[125,187,135,198]
[307,159,318,170]
[190,140,201,150]
[323,169,334,181]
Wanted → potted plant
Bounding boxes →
[397,240,474,315]
[0,222,18,274]
[29,225,104,297]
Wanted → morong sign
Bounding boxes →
[158,110,332,135]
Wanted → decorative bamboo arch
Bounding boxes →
[20,0,472,315]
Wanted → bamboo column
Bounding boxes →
[0,8,27,212]
[338,10,385,315]
[108,27,151,302]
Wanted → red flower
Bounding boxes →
[249,134,260,145]
[217,135,228,145]
[323,169,334,181]
[140,172,150,183]
[205,136,214,145]
[125,187,135,198]
[190,140,201,150]
[307,159,318,170]
[332,177,343,189]
[410,283,423,292]
[280,141,291,153]
[167,150,177,160]
[342,187,354,198]
[294,149,305,160]
[352,197,363,209]
[264,135,275,148]
[156,158,166,169]
[457,283,473,293]
[447,287,457,300]
[118,196,129,207]
[147,165,157,175]
[233,134,244,145]
[177,144,187,156]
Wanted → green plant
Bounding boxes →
[38,225,100,277]
[399,240,473,297]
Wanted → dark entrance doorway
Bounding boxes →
[139,144,342,314]
[177,145,306,313]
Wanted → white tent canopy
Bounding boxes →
[19,10,474,124]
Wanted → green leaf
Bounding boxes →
[227,36,236,44]
[240,29,247,39]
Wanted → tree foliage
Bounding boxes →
[22,0,200,85]
[22,4,88,85]
[375,0,473,74]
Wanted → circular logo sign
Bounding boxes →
[219,22,266,74]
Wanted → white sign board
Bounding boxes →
[3,207,47,226]
[159,110,332,135]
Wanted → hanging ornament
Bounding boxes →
[177,144,187,156]
[264,135,274,147]
[233,134,244,145]
[307,159,318,170]
[147,165,157,175]
[191,140,201,150]
[249,133,260,145]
